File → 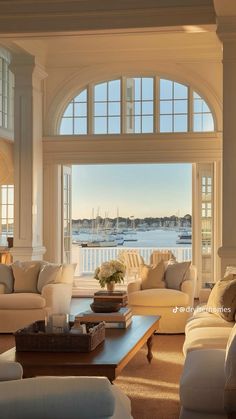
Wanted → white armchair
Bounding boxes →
[128,265,197,333]
[0,262,75,333]
[0,361,132,419]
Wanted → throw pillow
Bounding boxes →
[224,266,236,278]
[164,260,191,290]
[207,274,236,322]
[12,261,42,293]
[61,263,76,284]
[37,263,76,292]
[37,264,63,293]
[141,260,166,290]
[0,264,14,293]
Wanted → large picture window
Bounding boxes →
[59,76,215,135]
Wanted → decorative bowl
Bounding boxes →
[90,302,121,313]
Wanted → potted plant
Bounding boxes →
[94,260,126,291]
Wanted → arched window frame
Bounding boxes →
[58,75,216,135]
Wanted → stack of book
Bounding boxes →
[93,290,128,307]
[75,306,132,329]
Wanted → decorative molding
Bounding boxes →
[43,133,222,165]
[0,1,216,35]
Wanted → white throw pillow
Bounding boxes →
[0,264,14,293]
[37,264,63,293]
[164,260,191,290]
[224,266,236,278]
[12,261,42,293]
[61,264,76,284]
[37,263,76,292]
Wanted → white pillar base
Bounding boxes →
[10,246,46,262]
[218,246,236,277]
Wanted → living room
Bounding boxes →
[0,0,236,418]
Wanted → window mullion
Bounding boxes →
[172,82,174,132]
[189,86,193,132]
[106,82,109,134]
[154,76,159,133]
[121,77,126,134]
[88,85,93,134]
[140,78,143,133]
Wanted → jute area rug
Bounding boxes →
[0,333,184,419]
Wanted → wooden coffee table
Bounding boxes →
[2,315,160,382]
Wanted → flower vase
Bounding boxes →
[106,282,115,292]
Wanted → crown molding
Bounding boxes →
[0,1,216,35]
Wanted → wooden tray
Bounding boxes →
[14,320,105,352]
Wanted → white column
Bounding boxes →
[10,54,47,261]
[217,23,236,274]
[43,163,62,263]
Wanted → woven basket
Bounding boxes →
[14,321,105,352]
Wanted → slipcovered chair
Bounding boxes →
[0,261,75,333]
[0,361,132,419]
[128,263,197,333]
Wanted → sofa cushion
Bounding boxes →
[207,274,236,322]
[165,261,191,290]
[140,260,166,290]
[180,349,225,413]
[0,293,46,309]
[183,326,232,356]
[0,264,14,293]
[128,288,189,307]
[186,310,234,334]
[12,261,42,293]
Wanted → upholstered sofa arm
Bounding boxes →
[0,361,23,381]
[41,283,72,314]
[127,279,142,294]
[0,376,119,419]
[181,280,195,307]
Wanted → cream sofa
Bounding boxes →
[127,264,197,333]
[0,261,74,333]
[0,361,132,419]
[180,321,236,419]
[180,279,236,419]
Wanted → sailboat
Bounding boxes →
[81,209,118,247]
[123,216,138,242]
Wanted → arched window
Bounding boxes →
[0,50,13,131]
[59,76,215,135]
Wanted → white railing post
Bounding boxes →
[77,246,84,276]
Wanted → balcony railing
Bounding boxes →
[72,245,192,276]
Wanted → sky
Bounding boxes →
[72,164,192,219]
